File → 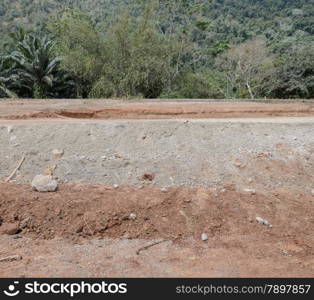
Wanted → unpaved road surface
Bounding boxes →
[0,99,313,277]
[1,99,314,119]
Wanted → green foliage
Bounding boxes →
[10,30,59,98]
[216,39,274,99]
[266,43,314,98]
[167,71,225,99]
[0,1,313,99]
[49,9,105,97]
[91,8,179,98]
[0,55,17,98]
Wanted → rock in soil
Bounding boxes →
[52,149,64,160]
[129,213,137,220]
[0,255,22,263]
[201,233,208,241]
[19,216,32,229]
[0,223,20,235]
[243,188,256,195]
[31,175,58,192]
[142,173,155,181]
[256,217,272,227]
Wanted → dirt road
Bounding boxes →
[1,99,314,119]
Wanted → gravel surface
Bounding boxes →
[0,119,313,190]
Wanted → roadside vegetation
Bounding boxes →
[0,0,313,99]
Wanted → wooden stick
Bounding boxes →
[83,217,94,235]
[136,239,168,255]
[5,155,25,182]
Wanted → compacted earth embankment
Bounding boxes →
[0,100,313,277]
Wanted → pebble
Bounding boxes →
[7,125,14,133]
[19,217,32,229]
[0,223,20,235]
[243,188,256,195]
[256,217,272,227]
[52,149,64,159]
[142,173,155,181]
[161,187,168,193]
[31,175,58,192]
[129,213,137,220]
[113,184,119,189]
[10,135,17,142]
[201,233,208,241]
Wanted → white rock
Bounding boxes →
[52,149,64,159]
[7,126,14,133]
[129,213,137,220]
[201,233,208,241]
[243,188,256,195]
[256,217,272,227]
[113,184,119,189]
[31,175,58,192]
[161,187,168,193]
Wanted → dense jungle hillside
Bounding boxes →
[0,0,313,99]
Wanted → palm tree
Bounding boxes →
[11,31,60,98]
[0,54,17,98]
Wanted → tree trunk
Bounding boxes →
[246,82,255,99]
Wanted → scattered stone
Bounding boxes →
[0,255,22,263]
[161,187,168,193]
[129,213,137,220]
[52,149,64,159]
[43,166,56,176]
[12,234,22,240]
[0,223,20,235]
[142,173,155,181]
[19,217,32,229]
[10,135,17,142]
[7,125,14,133]
[113,184,119,189]
[256,217,272,227]
[201,233,208,241]
[234,159,246,168]
[243,188,256,195]
[31,175,58,192]
[184,120,189,124]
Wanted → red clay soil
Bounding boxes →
[0,183,313,277]
[1,99,314,120]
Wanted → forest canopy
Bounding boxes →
[0,0,313,99]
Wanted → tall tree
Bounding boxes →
[216,39,273,99]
